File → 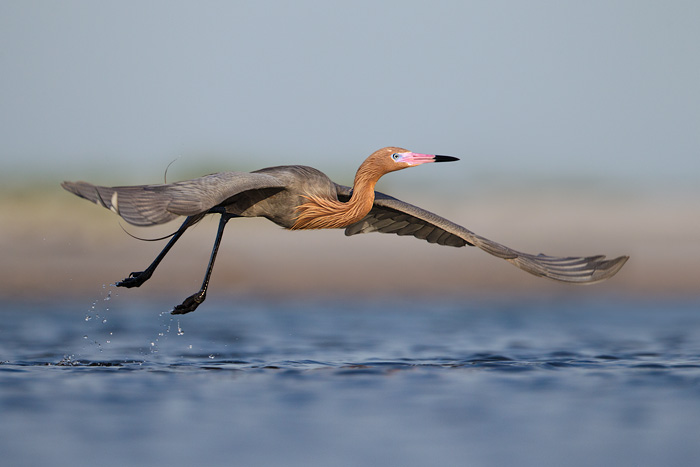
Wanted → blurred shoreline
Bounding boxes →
[1,181,698,303]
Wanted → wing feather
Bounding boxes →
[62,172,286,226]
[337,184,628,284]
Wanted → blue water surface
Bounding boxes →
[1,293,699,467]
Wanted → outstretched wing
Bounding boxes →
[62,172,286,226]
[337,184,628,284]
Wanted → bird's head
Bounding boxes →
[363,147,460,177]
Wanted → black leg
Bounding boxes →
[171,214,231,315]
[116,215,200,288]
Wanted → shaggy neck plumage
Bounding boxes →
[291,159,383,230]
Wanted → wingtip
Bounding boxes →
[610,254,630,269]
[589,254,629,283]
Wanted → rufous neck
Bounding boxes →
[348,163,382,209]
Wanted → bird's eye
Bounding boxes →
[391,153,400,161]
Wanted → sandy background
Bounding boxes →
[2,180,697,304]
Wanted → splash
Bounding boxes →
[148,311,188,355]
[79,284,117,359]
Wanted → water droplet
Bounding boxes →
[208,354,215,359]
[85,315,91,322]
[188,344,193,349]
[83,335,88,339]
[102,319,107,324]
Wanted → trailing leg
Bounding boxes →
[116,215,201,288]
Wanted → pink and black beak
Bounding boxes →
[393,152,460,166]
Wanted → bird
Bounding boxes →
[61,147,628,314]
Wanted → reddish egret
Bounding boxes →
[62,147,628,314]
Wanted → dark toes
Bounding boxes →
[116,271,149,288]
[171,293,206,315]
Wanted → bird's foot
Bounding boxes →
[116,270,152,288]
[171,291,206,315]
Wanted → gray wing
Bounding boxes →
[338,184,628,284]
[61,172,286,226]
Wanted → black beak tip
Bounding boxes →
[434,155,460,163]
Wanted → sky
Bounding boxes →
[1,1,698,190]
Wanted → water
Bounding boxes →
[1,294,699,467]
